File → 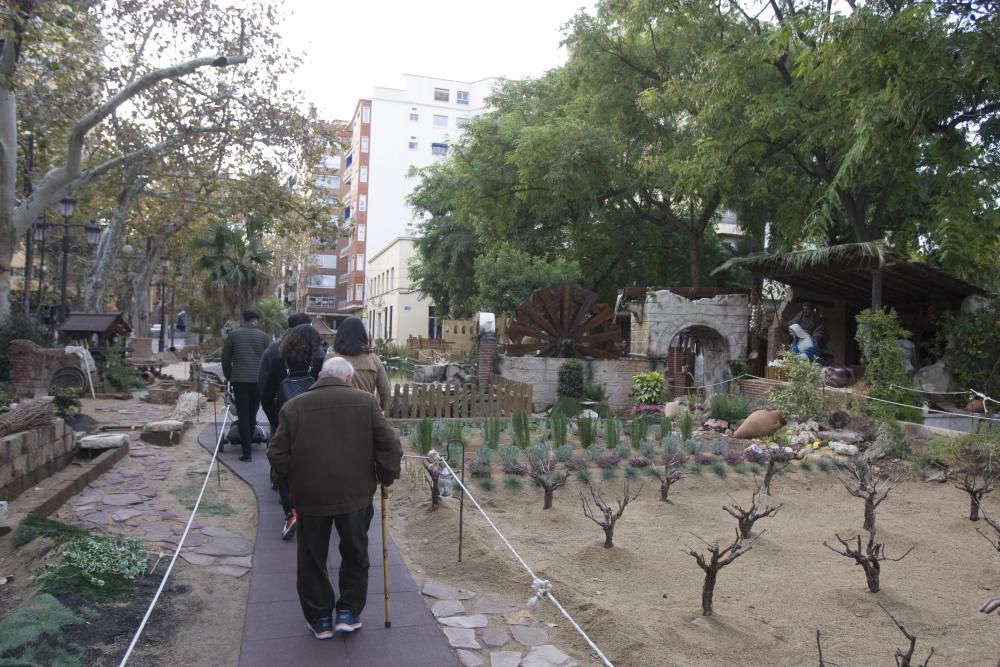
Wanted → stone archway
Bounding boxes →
[664,325,732,394]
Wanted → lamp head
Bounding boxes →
[60,196,76,218]
[84,221,100,246]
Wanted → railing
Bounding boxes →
[387,375,532,419]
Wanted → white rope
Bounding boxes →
[971,389,1000,410]
[664,374,750,391]
[889,383,970,396]
[119,406,231,667]
[433,452,615,667]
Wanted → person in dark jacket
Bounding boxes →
[258,318,325,539]
[267,356,402,639]
[221,309,271,461]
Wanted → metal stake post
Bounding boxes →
[458,439,465,562]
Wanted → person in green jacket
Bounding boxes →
[221,309,271,461]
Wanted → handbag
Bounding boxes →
[277,362,314,410]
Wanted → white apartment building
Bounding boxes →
[365,236,439,345]
[360,74,496,342]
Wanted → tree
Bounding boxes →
[655,453,689,503]
[525,443,566,510]
[473,246,581,316]
[836,460,902,532]
[580,480,641,548]
[682,528,757,616]
[195,217,274,317]
[931,432,1000,521]
[824,529,914,593]
[723,480,783,539]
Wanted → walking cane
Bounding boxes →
[381,485,391,628]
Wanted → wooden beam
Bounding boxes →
[871,265,883,309]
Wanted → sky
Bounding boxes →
[281,0,592,121]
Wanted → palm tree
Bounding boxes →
[195,217,275,317]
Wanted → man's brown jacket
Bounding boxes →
[267,376,402,516]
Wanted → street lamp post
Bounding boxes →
[55,196,101,323]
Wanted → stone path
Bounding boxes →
[197,421,459,666]
[56,428,254,578]
[422,581,580,667]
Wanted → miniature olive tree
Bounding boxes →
[581,480,642,548]
[414,417,442,508]
[723,479,783,539]
[525,444,566,510]
[682,528,756,616]
[931,432,1000,521]
[655,453,689,502]
[744,445,794,496]
[823,529,914,593]
[837,460,902,532]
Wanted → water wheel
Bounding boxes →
[506,285,623,359]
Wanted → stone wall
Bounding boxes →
[498,356,668,412]
[630,291,749,389]
[0,419,77,502]
[9,339,99,397]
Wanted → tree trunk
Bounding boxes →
[739,518,753,539]
[864,498,875,532]
[970,492,982,522]
[83,169,143,312]
[864,562,880,593]
[660,480,671,502]
[602,526,614,549]
[702,570,717,616]
[0,87,18,321]
[543,484,553,510]
[128,239,164,337]
[762,463,777,496]
[688,234,702,288]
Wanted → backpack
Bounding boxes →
[277,362,314,410]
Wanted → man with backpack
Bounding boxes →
[259,314,325,539]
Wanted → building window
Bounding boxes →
[344,205,351,220]
[360,136,369,153]
[409,112,419,122]
[390,267,394,289]
[357,224,366,241]
[433,114,448,128]
[456,116,468,128]
[434,87,449,102]
[355,285,364,302]
[388,306,393,340]
[457,90,469,105]
[428,306,443,339]
[309,274,337,288]
[431,143,448,157]
[314,254,337,269]
[362,106,370,123]
[356,254,364,271]
[358,195,367,212]
[408,141,418,150]
[345,152,353,168]
[359,166,368,182]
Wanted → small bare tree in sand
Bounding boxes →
[525,444,566,510]
[823,529,914,593]
[581,480,642,548]
[950,469,998,522]
[745,446,793,496]
[836,460,902,532]
[977,500,1000,616]
[816,604,934,666]
[682,527,757,616]
[655,453,689,502]
[723,477,783,539]
[935,432,999,521]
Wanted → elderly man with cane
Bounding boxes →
[267,357,401,639]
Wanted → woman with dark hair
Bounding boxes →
[333,316,392,411]
[261,323,323,539]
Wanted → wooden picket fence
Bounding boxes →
[387,375,532,419]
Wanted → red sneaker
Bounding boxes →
[281,509,297,540]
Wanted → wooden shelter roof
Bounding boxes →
[717,243,988,306]
[57,312,132,334]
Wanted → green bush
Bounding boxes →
[557,360,584,399]
[855,308,919,420]
[101,346,145,391]
[14,515,88,549]
[414,417,433,454]
[34,536,146,601]
[50,387,81,418]
[631,371,665,406]
[707,392,752,423]
[926,431,1000,471]
[936,298,1000,398]
[768,354,824,422]
[582,381,607,402]
[0,313,50,383]
[481,417,502,448]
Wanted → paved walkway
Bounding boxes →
[197,420,458,667]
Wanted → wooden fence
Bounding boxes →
[387,375,532,419]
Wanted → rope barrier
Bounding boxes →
[888,383,970,397]
[430,451,615,667]
[119,406,231,667]
[663,375,750,391]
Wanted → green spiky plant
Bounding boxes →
[482,417,502,449]
[550,411,569,448]
[658,417,673,439]
[510,411,531,449]
[603,416,621,449]
[630,416,648,449]
[678,409,695,442]
[578,416,596,449]
[415,417,434,455]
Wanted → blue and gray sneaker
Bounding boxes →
[307,616,334,640]
[334,609,362,633]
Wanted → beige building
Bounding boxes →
[365,236,438,345]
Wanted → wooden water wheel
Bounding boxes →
[506,285,623,359]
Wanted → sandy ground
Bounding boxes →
[389,445,1000,667]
